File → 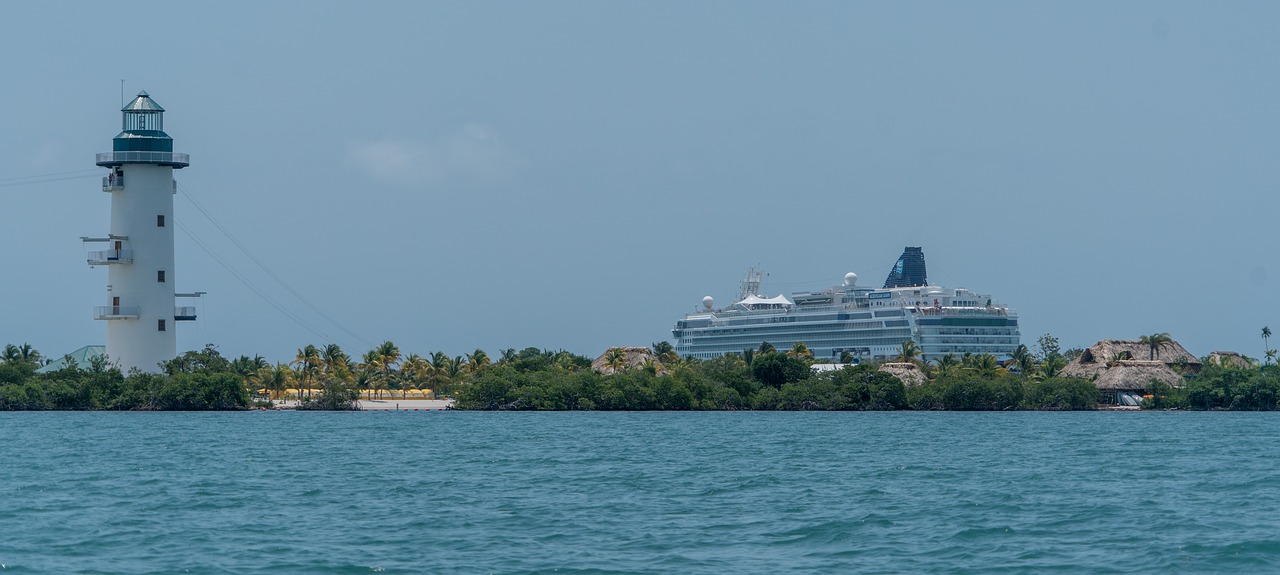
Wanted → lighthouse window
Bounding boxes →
[157,270,166,283]
[157,319,166,332]
[157,215,165,227]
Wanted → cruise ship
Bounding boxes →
[672,248,1021,363]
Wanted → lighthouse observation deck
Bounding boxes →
[95,151,189,168]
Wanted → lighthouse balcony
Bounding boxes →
[94,305,140,320]
[175,307,197,321]
[87,249,133,265]
[96,151,189,168]
[102,176,124,192]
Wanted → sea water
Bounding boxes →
[2,411,1279,574]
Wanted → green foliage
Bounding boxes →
[1022,377,1097,410]
[161,344,233,375]
[750,353,809,389]
[297,380,361,411]
[0,343,249,411]
[908,375,1029,411]
[1176,363,1280,410]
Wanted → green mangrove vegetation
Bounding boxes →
[3,331,1280,411]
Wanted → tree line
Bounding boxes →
[4,332,1279,411]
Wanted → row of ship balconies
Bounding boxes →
[94,306,197,321]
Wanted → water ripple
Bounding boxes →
[2,412,1279,573]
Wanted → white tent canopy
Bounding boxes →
[735,294,793,308]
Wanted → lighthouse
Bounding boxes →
[85,91,200,373]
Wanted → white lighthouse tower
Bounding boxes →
[85,91,200,373]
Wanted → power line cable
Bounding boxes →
[0,168,100,182]
[0,173,100,188]
[177,182,375,350]
[175,219,349,348]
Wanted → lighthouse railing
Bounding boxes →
[102,175,124,191]
[87,249,134,265]
[95,151,190,166]
[93,305,140,320]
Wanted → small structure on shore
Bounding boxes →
[1064,339,1198,406]
[1063,339,1200,379]
[1091,360,1184,406]
[878,362,926,387]
[1207,351,1252,369]
[592,347,659,374]
[36,345,107,373]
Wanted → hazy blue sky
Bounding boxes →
[3,1,1277,363]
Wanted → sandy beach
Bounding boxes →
[271,398,454,411]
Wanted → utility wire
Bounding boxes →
[176,182,374,350]
[0,168,100,182]
[175,219,347,348]
[0,172,100,188]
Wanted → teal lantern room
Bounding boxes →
[96,91,189,168]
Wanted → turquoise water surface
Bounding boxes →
[2,412,1279,574]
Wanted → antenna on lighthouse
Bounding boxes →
[119,80,125,107]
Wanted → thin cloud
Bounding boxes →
[345,124,522,187]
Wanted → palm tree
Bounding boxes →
[375,340,401,384]
[1264,327,1273,364]
[1039,354,1067,379]
[466,349,491,372]
[1011,344,1036,380]
[231,354,268,379]
[402,354,433,397]
[895,340,922,364]
[973,353,1003,378]
[3,343,41,366]
[18,343,41,365]
[498,348,518,366]
[786,342,814,359]
[259,363,291,399]
[652,341,679,365]
[360,341,401,398]
[291,345,323,400]
[935,354,959,379]
[603,348,628,373]
[758,341,776,355]
[429,352,452,398]
[446,356,465,391]
[322,344,351,382]
[1267,349,1277,366]
[1139,333,1173,361]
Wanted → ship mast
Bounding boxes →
[737,267,763,301]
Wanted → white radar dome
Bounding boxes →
[844,272,858,286]
[702,296,714,309]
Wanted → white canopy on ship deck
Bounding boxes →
[735,294,793,308]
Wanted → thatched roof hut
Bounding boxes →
[1207,351,1252,369]
[1063,339,1200,379]
[878,362,926,387]
[1091,360,1183,391]
[592,347,658,374]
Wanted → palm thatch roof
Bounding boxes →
[592,347,658,375]
[1091,360,1183,391]
[1063,339,1200,379]
[878,362,926,387]
[1207,351,1252,369]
